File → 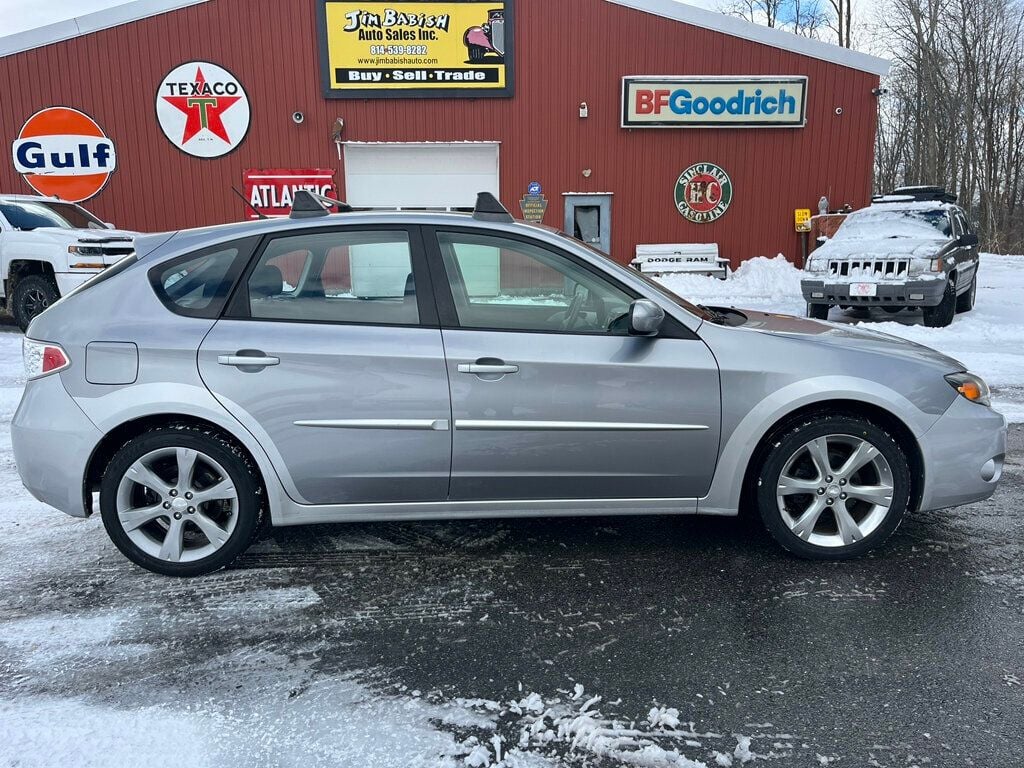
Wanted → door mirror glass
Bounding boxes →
[958,232,979,247]
[629,299,665,336]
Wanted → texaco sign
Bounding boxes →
[674,162,733,223]
[155,61,250,158]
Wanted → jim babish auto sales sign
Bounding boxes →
[318,0,514,98]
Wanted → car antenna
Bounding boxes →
[231,186,268,220]
[473,191,514,223]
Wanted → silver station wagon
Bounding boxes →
[13,193,1006,576]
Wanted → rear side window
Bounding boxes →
[244,230,420,326]
[150,237,256,318]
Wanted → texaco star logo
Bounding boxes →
[155,61,250,158]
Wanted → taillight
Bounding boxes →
[23,339,70,380]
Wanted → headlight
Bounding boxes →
[68,245,103,256]
[23,338,70,380]
[945,371,991,406]
[805,256,826,273]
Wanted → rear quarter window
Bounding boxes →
[149,236,259,319]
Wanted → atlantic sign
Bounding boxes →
[622,76,808,128]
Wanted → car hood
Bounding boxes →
[25,226,135,243]
[814,236,949,260]
[732,308,965,371]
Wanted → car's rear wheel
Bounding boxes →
[955,274,977,313]
[755,414,911,559]
[100,426,264,576]
[12,273,60,332]
[468,44,487,61]
[806,302,830,320]
[922,279,957,327]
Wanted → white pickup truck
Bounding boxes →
[0,195,136,330]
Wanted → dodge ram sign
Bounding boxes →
[622,76,807,128]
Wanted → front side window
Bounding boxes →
[247,230,418,325]
[436,232,633,334]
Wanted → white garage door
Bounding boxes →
[343,142,499,209]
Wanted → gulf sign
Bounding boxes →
[622,76,807,128]
[12,107,116,202]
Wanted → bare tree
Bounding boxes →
[876,0,1024,251]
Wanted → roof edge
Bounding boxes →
[0,0,211,58]
[606,0,890,77]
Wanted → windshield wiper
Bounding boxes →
[698,304,731,324]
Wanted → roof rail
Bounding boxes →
[473,191,514,223]
[289,190,354,220]
[874,186,958,205]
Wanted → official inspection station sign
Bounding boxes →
[318,1,514,98]
[622,76,807,128]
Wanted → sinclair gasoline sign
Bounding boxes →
[317,1,514,98]
[675,163,733,224]
[622,76,807,128]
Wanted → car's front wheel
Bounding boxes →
[755,413,911,559]
[100,425,264,576]
[806,302,830,320]
[922,279,957,327]
[955,274,977,313]
[12,273,60,332]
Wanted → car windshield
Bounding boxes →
[555,232,718,322]
[835,207,952,241]
[0,200,106,231]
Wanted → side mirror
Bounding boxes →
[629,299,665,336]
[958,232,979,247]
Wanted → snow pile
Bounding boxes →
[657,253,1024,422]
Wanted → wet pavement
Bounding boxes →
[0,425,1020,767]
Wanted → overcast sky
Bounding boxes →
[0,0,878,42]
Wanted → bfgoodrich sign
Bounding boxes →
[622,76,807,128]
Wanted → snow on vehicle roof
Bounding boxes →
[864,199,957,213]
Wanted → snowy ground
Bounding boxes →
[656,252,1024,422]
[0,260,1022,767]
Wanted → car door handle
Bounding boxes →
[458,363,519,375]
[218,353,280,368]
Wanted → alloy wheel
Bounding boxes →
[115,447,239,563]
[775,434,894,548]
[22,288,49,319]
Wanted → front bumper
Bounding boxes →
[11,372,103,518]
[917,395,1007,512]
[801,276,947,307]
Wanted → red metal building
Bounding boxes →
[0,0,888,268]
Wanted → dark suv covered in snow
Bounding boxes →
[801,187,980,327]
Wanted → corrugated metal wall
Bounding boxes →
[0,0,880,267]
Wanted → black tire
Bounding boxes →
[806,302,830,320]
[955,274,977,313]
[754,413,911,560]
[100,424,264,577]
[882,306,903,314]
[468,45,487,61]
[922,279,957,327]
[12,273,60,332]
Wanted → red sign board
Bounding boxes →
[243,169,337,218]
[13,107,117,202]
